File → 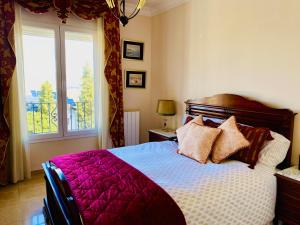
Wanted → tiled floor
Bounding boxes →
[0,172,46,225]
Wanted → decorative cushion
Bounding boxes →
[205,119,273,140]
[257,131,290,169]
[211,116,250,164]
[232,125,273,168]
[178,123,222,163]
[205,118,274,168]
[238,124,273,141]
[176,115,204,148]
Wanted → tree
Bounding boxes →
[78,64,94,129]
[39,81,57,133]
[40,81,55,105]
[27,81,57,134]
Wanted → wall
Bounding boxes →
[121,16,154,143]
[30,137,98,170]
[151,0,300,165]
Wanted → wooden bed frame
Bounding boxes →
[185,94,295,169]
[42,94,295,225]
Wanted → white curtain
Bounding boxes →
[9,5,31,183]
[97,18,111,149]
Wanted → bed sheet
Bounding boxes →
[111,141,276,225]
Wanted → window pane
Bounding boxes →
[65,31,95,131]
[23,26,59,135]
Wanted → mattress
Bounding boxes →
[110,141,276,225]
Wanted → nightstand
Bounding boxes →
[275,166,300,225]
[148,129,177,142]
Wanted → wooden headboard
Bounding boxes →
[185,94,295,169]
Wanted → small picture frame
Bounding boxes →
[123,40,144,60]
[125,71,146,88]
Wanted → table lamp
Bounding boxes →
[156,100,176,131]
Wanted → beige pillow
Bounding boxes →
[176,115,204,148]
[211,116,250,163]
[178,123,222,163]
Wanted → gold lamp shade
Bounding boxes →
[156,100,176,116]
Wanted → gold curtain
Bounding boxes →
[0,0,16,185]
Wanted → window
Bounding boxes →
[23,26,59,135]
[64,31,96,132]
[22,23,98,140]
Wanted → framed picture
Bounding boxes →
[125,71,146,88]
[123,40,144,60]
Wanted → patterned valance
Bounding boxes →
[16,0,111,22]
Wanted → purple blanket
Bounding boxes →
[51,150,186,225]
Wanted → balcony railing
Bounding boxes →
[67,101,95,131]
[26,101,95,135]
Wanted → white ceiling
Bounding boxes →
[126,0,189,16]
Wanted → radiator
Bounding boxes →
[124,111,140,146]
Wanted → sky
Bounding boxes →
[23,29,94,102]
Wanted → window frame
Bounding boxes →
[22,20,99,142]
[60,25,99,138]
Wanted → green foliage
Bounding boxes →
[77,64,95,129]
[27,109,57,134]
[39,81,55,105]
[27,81,58,134]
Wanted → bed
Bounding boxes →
[42,94,295,225]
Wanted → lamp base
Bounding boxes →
[160,116,176,132]
[161,117,168,131]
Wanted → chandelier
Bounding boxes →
[105,0,146,26]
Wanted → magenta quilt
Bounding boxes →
[51,150,186,225]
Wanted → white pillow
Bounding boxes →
[177,115,204,148]
[258,131,291,169]
[181,114,195,125]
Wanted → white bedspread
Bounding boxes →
[110,141,276,225]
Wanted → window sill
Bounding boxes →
[29,132,98,144]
